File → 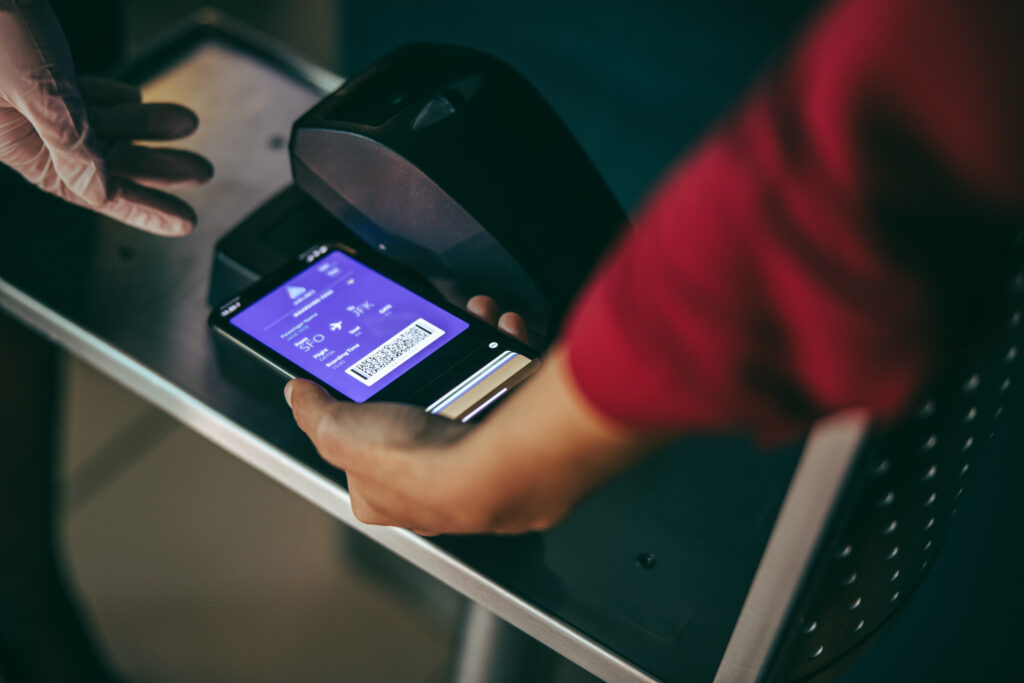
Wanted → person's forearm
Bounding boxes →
[450,347,656,532]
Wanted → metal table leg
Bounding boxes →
[451,603,565,683]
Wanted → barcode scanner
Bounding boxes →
[289,43,629,344]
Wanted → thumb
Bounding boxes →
[285,379,336,438]
[285,379,388,473]
[285,379,462,473]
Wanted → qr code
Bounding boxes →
[348,321,437,383]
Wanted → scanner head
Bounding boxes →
[290,43,628,341]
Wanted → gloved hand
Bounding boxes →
[0,0,212,236]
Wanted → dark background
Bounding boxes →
[46,1,1024,680]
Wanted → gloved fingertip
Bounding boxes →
[140,213,195,238]
[197,157,215,182]
[170,205,199,236]
[174,110,199,138]
[170,216,197,237]
[151,106,201,140]
[171,221,196,237]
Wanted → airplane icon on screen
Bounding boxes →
[330,321,343,331]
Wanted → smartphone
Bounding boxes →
[209,243,539,422]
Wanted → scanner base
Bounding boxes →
[209,185,358,307]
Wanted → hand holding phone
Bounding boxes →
[284,336,646,536]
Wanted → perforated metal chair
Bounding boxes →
[714,230,1024,683]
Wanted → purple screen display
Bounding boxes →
[231,250,469,402]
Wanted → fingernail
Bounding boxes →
[284,381,294,407]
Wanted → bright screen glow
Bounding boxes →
[231,250,469,402]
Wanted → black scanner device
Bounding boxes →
[212,43,628,342]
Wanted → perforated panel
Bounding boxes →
[772,230,1024,681]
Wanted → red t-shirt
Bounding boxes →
[565,0,1024,441]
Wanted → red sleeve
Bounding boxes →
[564,0,1024,441]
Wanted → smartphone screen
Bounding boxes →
[229,249,472,403]
[213,244,539,422]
